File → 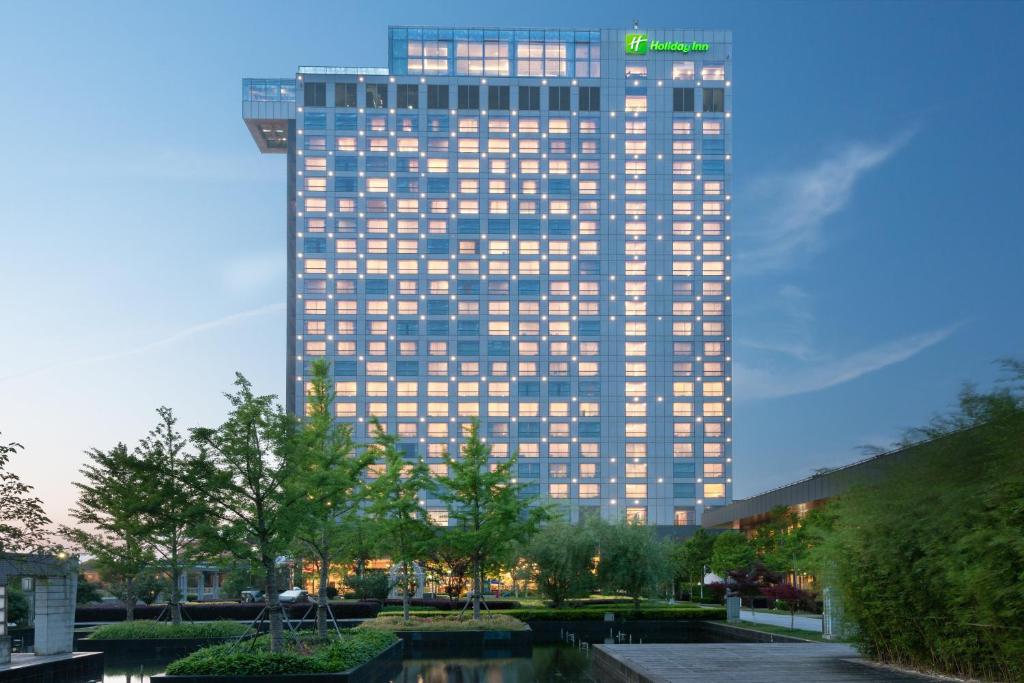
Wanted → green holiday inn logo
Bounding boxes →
[626,33,710,55]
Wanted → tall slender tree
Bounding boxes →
[190,374,294,653]
[0,433,51,554]
[286,360,373,637]
[366,421,433,620]
[437,419,545,619]
[63,443,153,621]
[134,407,212,624]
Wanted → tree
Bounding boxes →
[134,407,212,624]
[0,433,51,553]
[63,443,153,621]
[437,419,545,619]
[673,528,715,594]
[76,574,104,605]
[820,360,1024,681]
[420,529,472,603]
[525,520,597,607]
[285,360,373,637]
[366,421,433,620]
[709,530,755,576]
[593,517,671,608]
[190,374,294,653]
[760,582,814,630]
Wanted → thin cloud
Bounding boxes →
[735,322,961,400]
[742,130,916,273]
[0,303,284,383]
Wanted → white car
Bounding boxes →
[278,588,308,604]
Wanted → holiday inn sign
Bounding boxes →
[625,33,710,55]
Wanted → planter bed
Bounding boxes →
[152,631,400,683]
[73,635,250,658]
[151,639,402,683]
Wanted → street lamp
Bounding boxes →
[700,564,709,602]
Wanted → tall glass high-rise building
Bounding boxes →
[243,26,732,530]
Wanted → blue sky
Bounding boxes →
[1,1,1022,526]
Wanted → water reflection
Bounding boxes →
[102,646,593,683]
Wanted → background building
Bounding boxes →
[243,25,733,530]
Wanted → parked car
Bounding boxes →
[278,588,308,604]
[240,589,264,603]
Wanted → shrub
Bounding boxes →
[75,600,380,623]
[503,606,725,621]
[382,597,520,611]
[163,630,397,675]
[346,572,390,601]
[358,614,528,632]
[87,620,248,640]
[823,369,1024,682]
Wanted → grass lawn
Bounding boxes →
[735,621,834,642]
[358,613,528,632]
[87,620,249,640]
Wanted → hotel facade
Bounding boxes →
[243,26,733,530]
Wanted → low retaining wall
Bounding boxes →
[395,628,531,658]
[0,652,105,683]
[700,621,816,643]
[151,638,402,683]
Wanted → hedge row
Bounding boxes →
[87,620,249,640]
[361,606,725,621]
[379,598,520,611]
[76,601,381,623]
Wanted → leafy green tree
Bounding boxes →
[709,530,755,576]
[134,407,212,624]
[0,433,51,553]
[525,520,597,607]
[190,374,294,653]
[366,421,434,620]
[76,574,104,605]
[821,360,1024,681]
[594,517,672,608]
[673,528,715,590]
[420,528,472,603]
[285,360,373,637]
[63,443,153,621]
[437,419,545,619]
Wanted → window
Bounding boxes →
[458,85,480,110]
[703,88,725,113]
[548,86,570,111]
[303,82,326,107]
[701,64,726,80]
[365,83,387,108]
[518,86,540,111]
[488,85,510,110]
[335,83,357,107]
[674,508,693,526]
[396,84,418,109]
[426,84,449,109]
[578,86,600,112]
[673,87,695,112]
[672,61,695,80]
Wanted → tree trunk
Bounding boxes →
[317,557,329,639]
[170,566,182,625]
[472,563,482,620]
[264,558,284,653]
[402,561,412,621]
[124,585,136,622]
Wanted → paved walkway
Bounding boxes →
[741,607,823,632]
[592,643,945,682]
